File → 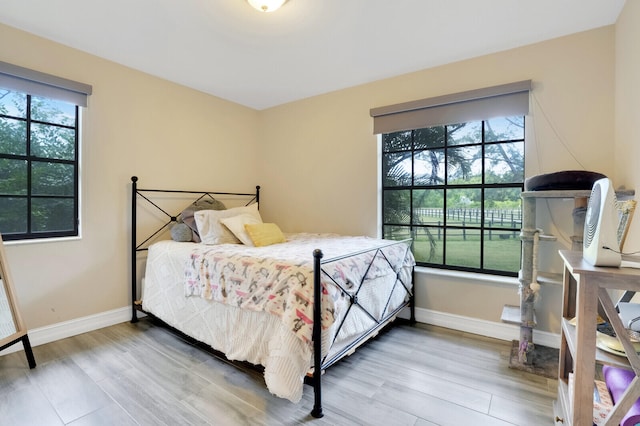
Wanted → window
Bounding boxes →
[381,117,524,275]
[0,62,91,241]
[371,81,530,276]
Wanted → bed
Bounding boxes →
[130,176,415,417]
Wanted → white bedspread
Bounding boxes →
[142,234,414,402]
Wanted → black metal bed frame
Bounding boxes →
[130,176,415,418]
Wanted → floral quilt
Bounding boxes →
[184,233,414,346]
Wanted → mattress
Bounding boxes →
[142,233,414,402]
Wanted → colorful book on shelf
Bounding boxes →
[593,379,613,425]
[568,373,613,425]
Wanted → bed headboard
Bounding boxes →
[130,176,260,320]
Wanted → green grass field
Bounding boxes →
[392,229,521,273]
[386,209,522,273]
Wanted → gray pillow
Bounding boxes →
[180,198,226,242]
[170,222,193,242]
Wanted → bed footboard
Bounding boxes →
[309,240,415,418]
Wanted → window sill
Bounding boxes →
[415,265,519,288]
[5,235,82,246]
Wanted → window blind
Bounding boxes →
[0,61,92,107]
[370,80,531,134]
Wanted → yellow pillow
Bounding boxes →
[244,223,286,247]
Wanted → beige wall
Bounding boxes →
[0,18,625,339]
[258,26,616,334]
[0,23,259,329]
[615,0,640,254]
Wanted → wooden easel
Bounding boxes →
[0,233,36,368]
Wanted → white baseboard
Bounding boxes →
[2,305,559,358]
[410,306,560,349]
[0,306,136,356]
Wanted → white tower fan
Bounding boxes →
[583,177,621,267]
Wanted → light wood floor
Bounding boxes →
[0,320,557,425]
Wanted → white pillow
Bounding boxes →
[194,204,262,245]
[219,213,263,246]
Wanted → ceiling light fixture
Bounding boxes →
[247,0,287,13]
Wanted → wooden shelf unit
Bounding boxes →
[555,250,640,425]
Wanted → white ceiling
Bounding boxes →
[0,0,627,110]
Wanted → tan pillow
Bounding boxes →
[244,223,286,247]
